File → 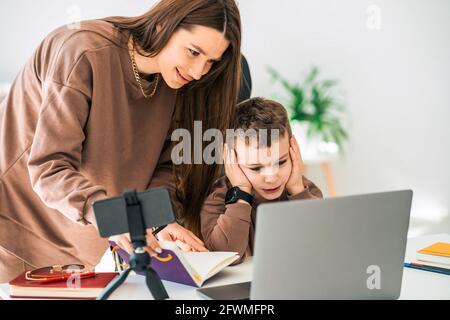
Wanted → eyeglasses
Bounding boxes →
[25,264,96,283]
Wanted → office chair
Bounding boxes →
[238,54,252,103]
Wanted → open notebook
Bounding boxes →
[112,241,239,287]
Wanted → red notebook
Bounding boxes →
[9,272,118,299]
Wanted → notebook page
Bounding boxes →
[182,251,238,279]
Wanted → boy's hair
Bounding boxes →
[231,97,292,147]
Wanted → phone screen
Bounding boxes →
[93,188,175,238]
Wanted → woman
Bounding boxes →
[0,0,241,282]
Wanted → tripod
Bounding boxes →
[97,190,169,300]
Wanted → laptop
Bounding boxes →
[197,190,412,300]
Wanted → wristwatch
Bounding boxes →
[225,186,253,205]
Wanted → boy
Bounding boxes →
[200,97,323,263]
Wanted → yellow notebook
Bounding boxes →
[417,242,450,266]
[418,242,450,257]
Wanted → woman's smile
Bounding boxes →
[176,67,192,84]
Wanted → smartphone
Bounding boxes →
[197,282,251,300]
[93,188,175,238]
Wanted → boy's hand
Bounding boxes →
[223,144,253,194]
[286,136,306,195]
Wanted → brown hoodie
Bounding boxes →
[0,20,177,272]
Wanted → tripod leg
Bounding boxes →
[96,268,132,300]
[146,266,169,300]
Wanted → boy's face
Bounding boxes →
[235,133,292,200]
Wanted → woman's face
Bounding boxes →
[156,25,230,89]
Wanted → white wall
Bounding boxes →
[239,0,450,236]
[0,0,158,82]
[1,0,449,236]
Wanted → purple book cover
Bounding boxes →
[109,241,199,287]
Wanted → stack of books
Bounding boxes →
[405,242,450,275]
[9,272,118,299]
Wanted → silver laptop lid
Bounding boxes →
[251,190,412,300]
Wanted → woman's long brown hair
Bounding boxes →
[105,0,241,237]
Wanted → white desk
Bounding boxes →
[109,257,253,300]
[1,234,450,300]
[399,233,450,299]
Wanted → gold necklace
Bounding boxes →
[129,43,159,99]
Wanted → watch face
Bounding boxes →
[225,187,239,204]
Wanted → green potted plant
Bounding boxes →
[268,66,348,159]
